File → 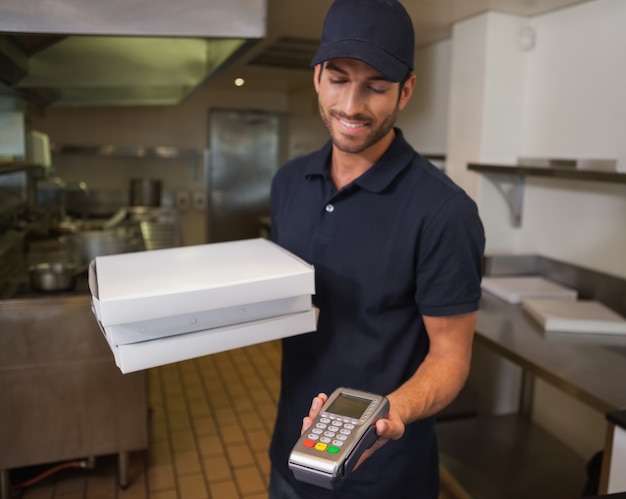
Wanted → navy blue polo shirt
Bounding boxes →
[269,129,485,499]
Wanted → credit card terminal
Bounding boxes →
[288,387,390,490]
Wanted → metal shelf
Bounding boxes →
[423,153,446,162]
[469,163,626,184]
[52,144,200,160]
[0,161,43,174]
[468,163,626,227]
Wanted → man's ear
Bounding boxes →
[313,64,322,94]
[398,73,416,111]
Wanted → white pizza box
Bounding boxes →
[89,238,315,327]
[481,276,577,304]
[101,308,317,373]
[102,294,312,345]
[522,299,626,335]
[575,158,625,173]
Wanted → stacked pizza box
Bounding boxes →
[89,238,316,373]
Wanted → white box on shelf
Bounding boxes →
[575,158,619,172]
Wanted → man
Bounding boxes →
[268,0,485,497]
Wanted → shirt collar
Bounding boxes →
[304,128,415,193]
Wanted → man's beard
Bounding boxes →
[318,102,398,155]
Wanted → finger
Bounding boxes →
[376,417,404,441]
[308,393,328,419]
[301,416,313,434]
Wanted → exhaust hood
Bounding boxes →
[5,35,250,107]
[0,0,267,107]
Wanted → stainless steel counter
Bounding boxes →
[437,255,626,498]
[0,294,148,497]
[475,292,626,414]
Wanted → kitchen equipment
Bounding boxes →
[102,208,128,230]
[0,296,148,492]
[481,276,577,304]
[60,227,144,267]
[29,262,78,292]
[128,206,181,249]
[0,230,26,298]
[208,109,279,242]
[129,178,161,207]
[522,298,626,335]
[64,188,127,218]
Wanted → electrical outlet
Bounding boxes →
[176,190,190,212]
[193,191,206,212]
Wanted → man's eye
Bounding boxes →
[368,86,387,95]
[329,78,347,85]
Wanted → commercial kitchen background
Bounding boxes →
[4,0,626,482]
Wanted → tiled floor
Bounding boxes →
[11,341,461,499]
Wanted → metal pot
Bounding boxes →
[29,262,78,292]
[60,227,145,267]
[129,178,162,207]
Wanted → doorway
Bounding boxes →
[206,109,281,243]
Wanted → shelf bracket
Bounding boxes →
[484,173,525,227]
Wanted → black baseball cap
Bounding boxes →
[311,0,415,82]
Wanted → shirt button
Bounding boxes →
[325,204,334,213]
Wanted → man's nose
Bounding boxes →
[341,84,367,116]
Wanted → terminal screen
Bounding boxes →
[325,393,371,419]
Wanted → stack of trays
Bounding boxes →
[89,238,317,373]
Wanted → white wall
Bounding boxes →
[444,1,626,280]
[522,0,626,159]
[396,40,451,155]
[516,0,626,278]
